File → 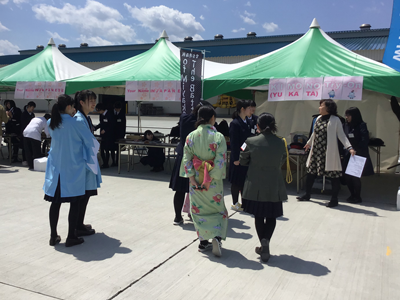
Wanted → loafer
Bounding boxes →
[84,224,92,230]
[348,197,362,204]
[297,194,310,201]
[260,238,271,263]
[65,237,84,247]
[49,235,61,246]
[326,200,338,208]
[173,218,183,225]
[76,228,96,236]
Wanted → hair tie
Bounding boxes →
[199,102,203,106]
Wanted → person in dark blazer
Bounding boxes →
[140,130,165,172]
[247,100,258,136]
[95,103,115,168]
[5,100,22,162]
[343,107,374,203]
[20,101,36,165]
[111,101,126,167]
[229,99,252,211]
[169,100,214,225]
[240,113,287,263]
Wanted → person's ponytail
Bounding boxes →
[195,106,216,128]
[195,118,208,128]
[49,103,62,130]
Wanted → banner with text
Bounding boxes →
[268,77,363,101]
[180,49,203,114]
[125,81,180,101]
[14,81,66,99]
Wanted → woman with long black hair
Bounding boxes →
[229,99,252,211]
[343,107,374,203]
[43,94,100,247]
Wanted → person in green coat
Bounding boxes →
[180,105,228,257]
[239,113,288,263]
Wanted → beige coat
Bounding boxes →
[306,115,351,171]
[0,104,9,137]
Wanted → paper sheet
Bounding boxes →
[345,155,366,178]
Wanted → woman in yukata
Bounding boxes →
[180,105,228,257]
[43,94,100,247]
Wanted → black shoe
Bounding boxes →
[49,235,61,246]
[12,158,21,163]
[326,200,338,208]
[260,238,271,262]
[173,217,183,225]
[297,194,310,201]
[76,228,96,236]
[348,197,362,204]
[346,196,355,203]
[65,237,84,247]
[84,224,92,230]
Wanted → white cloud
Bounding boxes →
[244,10,255,17]
[46,30,69,42]
[232,27,245,33]
[32,0,136,43]
[245,1,251,6]
[0,21,10,31]
[0,39,19,55]
[240,15,256,25]
[13,0,29,4]
[0,0,9,4]
[200,15,204,20]
[124,4,205,41]
[203,5,208,9]
[263,22,278,33]
[79,35,114,46]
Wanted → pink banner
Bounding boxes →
[34,82,45,99]
[323,77,343,100]
[285,78,304,101]
[175,84,181,101]
[150,81,164,101]
[342,76,363,101]
[44,82,55,99]
[53,82,66,99]
[14,82,26,99]
[303,77,323,100]
[138,81,150,101]
[125,81,138,101]
[268,78,286,101]
[24,82,35,99]
[163,81,178,101]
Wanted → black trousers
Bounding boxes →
[305,173,341,201]
[24,137,42,169]
[345,174,362,199]
[231,184,243,205]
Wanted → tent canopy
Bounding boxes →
[203,19,400,99]
[65,31,243,95]
[0,38,92,87]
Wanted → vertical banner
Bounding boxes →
[383,0,400,71]
[14,82,26,99]
[34,81,45,99]
[125,81,138,101]
[150,81,164,101]
[303,77,323,100]
[180,49,203,114]
[24,82,35,99]
[138,81,150,101]
[322,77,343,100]
[342,76,363,101]
[285,78,304,101]
[268,78,286,101]
[163,81,178,101]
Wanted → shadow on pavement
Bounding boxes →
[311,200,381,217]
[268,254,331,276]
[55,232,132,262]
[0,168,19,173]
[203,248,264,270]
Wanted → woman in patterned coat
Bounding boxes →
[180,106,228,257]
[297,99,355,208]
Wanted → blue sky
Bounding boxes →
[0,0,394,55]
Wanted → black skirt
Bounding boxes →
[242,199,283,219]
[44,177,84,203]
[169,153,189,193]
[228,160,248,187]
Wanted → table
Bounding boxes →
[368,145,384,174]
[125,132,166,142]
[288,152,308,193]
[117,140,178,174]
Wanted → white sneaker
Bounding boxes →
[22,161,28,167]
[212,237,222,257]
[231,203,243,212]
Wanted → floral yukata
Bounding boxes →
[180,124,228,241]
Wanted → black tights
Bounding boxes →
[77,195,90,230]
[305,173,341,200]
[49,201,80,239]
[345,174,361,199]
[255,217,276,242]
[101,149,110,166]
[173,191,185,220]
[231,184,243,205]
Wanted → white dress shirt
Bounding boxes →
[23,117,50,141]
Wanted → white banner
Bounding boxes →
[125,81,138,101]
[14,82,26,99]
[163,81,178,101]
[268,76,363,101]
[125,81,180,101]
[14,81,65,99]
[150,81,164,101]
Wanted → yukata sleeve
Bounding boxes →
[180,133,195,178]
[75,119,100,175]
[209,134,227,180]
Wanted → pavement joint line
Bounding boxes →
[0,281,63,300]
[108,211,238,300]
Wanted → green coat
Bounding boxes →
[239,132,288,203]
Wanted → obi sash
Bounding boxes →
[193,155,214,185]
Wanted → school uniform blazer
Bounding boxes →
[176,113,197,156]
[306,115,352,171]
[74,111,102,190]
[43,114,100,198]
[21,109,35,132]
[239,132,288,202]
[229,117,251,162]
[114,110,126,139]
[98,110,115,148]
[247,115,258,135]
[5,106,22,135]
